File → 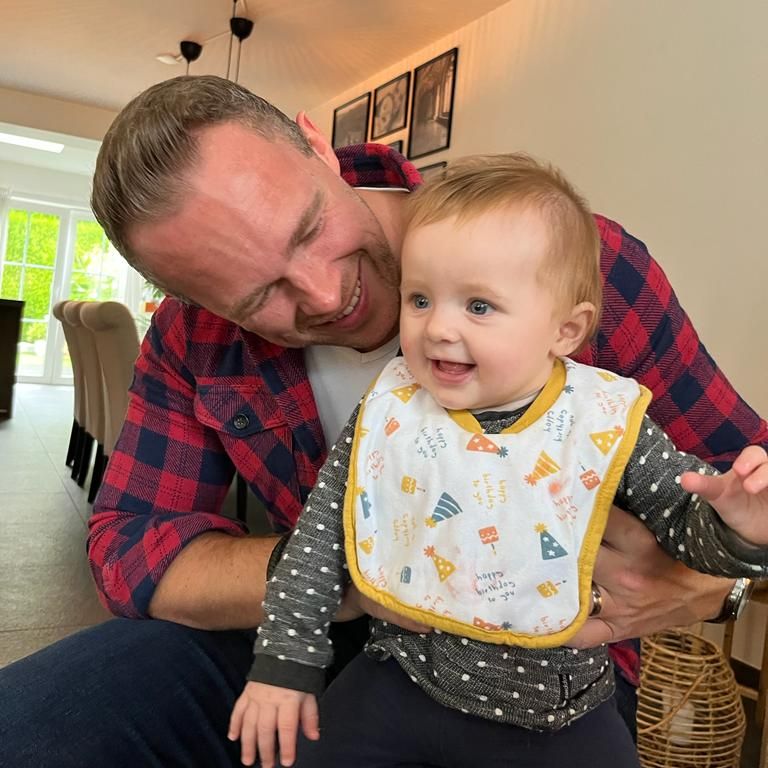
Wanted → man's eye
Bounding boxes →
[304,218,323,242]
[412,294,430,309]
[468,299,492,315]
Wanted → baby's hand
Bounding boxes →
[681,446,768,545]
[228,681,319,767]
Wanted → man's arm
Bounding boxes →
[568,215,768,646]
[88,299,262,624]
[147,532,280,628]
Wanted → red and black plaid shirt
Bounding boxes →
[88,144,767,686]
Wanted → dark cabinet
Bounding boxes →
[0,299,24,419]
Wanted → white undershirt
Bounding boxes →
[305,335,401,444]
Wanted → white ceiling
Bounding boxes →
[0,0,509,117]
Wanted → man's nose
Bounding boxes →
[288,259,342,317]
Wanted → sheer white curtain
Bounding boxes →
[0,187,11,273]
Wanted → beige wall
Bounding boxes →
[0,87,117,141]
[310,0,768,666]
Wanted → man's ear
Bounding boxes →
[295,111,340,174]
[552,302,596,357]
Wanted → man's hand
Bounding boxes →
[228,681,319,767]
[567,506,734,649]
[334,583,433,633]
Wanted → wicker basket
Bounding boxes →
[637,629,746,768]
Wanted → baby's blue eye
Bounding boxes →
[412,294,430,309]
[468,300,491,315]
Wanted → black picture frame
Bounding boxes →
[386,140,404,154]
[371,72,411,141]
[331,92,371,150]
[417,161,447,184]
[408,48,458,161]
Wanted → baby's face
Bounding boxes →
[399,207,567,411]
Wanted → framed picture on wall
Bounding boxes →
[371,72,411,140]
[408,48,458,160]
[387,140,404,154]
[331,92,371,150]
[417,161,447,184]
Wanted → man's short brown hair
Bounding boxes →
[407,153,602,342]
[91,75,312,272]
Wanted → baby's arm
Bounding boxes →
[616,415,768,577]
[228,404,360,767]
[680,445,768,546]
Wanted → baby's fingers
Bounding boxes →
[228,696,246,742]
[255,705,279,768]
[680,470,728,503]
[239,704,264,767]
[733,446,768,483]
[275,703,300,767]
[300,694,320,742]
[739,460,768,495]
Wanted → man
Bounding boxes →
[0,76,763,767]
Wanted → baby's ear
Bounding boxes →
[553,302,596,356]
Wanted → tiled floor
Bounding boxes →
[0,384,763,764]
[0,383,111,667]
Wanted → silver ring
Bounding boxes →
[590,583,603,617]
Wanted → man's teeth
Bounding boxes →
[333,280,361,321]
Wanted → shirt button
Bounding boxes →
[233,413,250,430]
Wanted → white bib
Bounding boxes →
[344,357,651,647]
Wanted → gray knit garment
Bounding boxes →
[251,404,768,731]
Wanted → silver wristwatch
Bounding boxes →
[708,577,755,623]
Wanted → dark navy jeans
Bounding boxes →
[0,619,252,767]
[0,618,636,767]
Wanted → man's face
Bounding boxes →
[129,122,401,351]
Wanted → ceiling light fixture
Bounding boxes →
[0,131,64,154]
[180,40,203,75]
[155,0,253,83]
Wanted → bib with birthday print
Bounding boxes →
[343,357,651,647]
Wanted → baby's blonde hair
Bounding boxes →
[406,154,602,343]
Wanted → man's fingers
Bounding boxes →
[591,542,632,591]
[300,694,321,741]
[566,616,615,649]
[600,505,652,552]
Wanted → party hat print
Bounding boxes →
[590,426,624,456]
[359,536,374,555]
[424,545,456,582]
[525,451,560,486]
[535,523,568,560]
[466,434,500,454]
[392,384,421,403]
[426,492,463,526]
[357,488,373,519]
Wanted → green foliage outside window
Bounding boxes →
[1,210,119,343]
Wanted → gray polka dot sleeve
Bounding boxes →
[246,404,359,695]
[616,415,768,576]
